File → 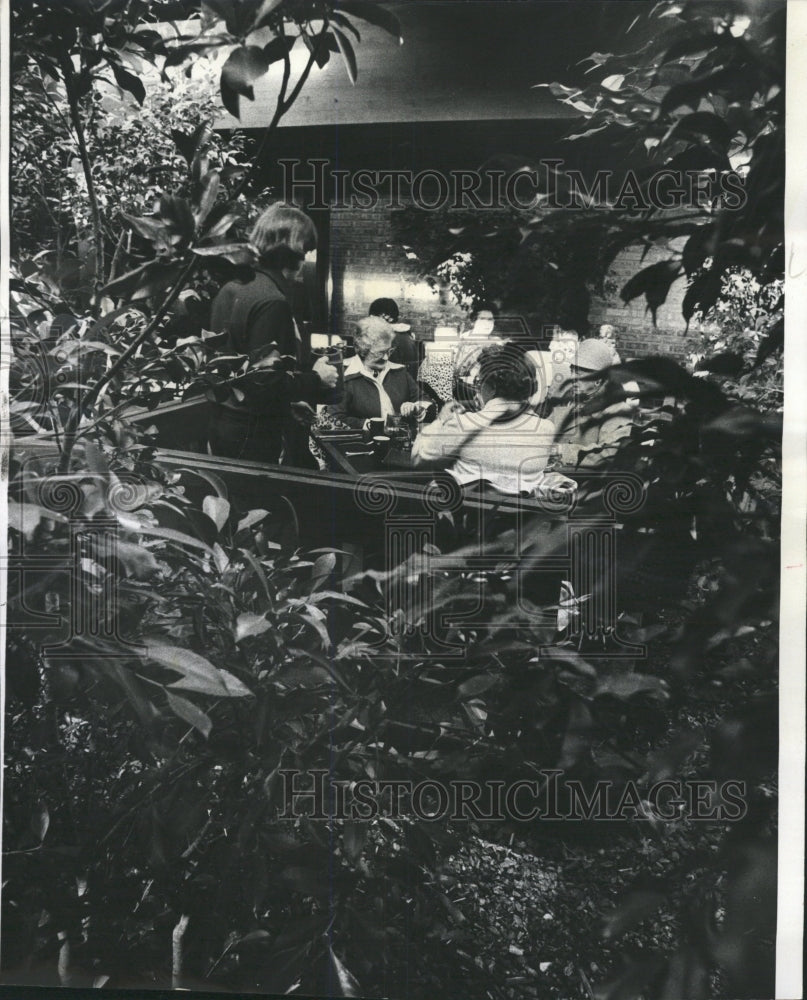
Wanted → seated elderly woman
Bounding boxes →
[328,315,424,428]
[411,343,557,495]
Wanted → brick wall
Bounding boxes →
[329,206,465,341]
[329,207,692,361]
[589,243,691,361]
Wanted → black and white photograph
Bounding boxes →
[1,1,804,998]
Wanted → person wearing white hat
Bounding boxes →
[557,338,639,468]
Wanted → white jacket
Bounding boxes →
[412,399,556,494]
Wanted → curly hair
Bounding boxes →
[249,203,317,270]
[353,315,394,361]
[476,343,535,401]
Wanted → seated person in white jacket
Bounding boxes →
[411,343,557,495]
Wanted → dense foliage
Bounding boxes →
[4,1,783,998]
[392,0,784,344]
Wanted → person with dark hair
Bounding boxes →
[412,342,556,494]
[207,203,338,466]
[452,302,503,405]
[328,316,426,428]
[368,298,399,323]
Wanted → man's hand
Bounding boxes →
[313,355,338,389]
[401,401,434,421]
[437,399,467,423]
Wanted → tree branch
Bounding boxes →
[232,19,325,200]
[57,46,105,301]
[57,256,198,473]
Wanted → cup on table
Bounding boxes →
[366,417,386,441]
[371,435,391,465]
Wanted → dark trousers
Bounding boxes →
[208,406,318,469]
[207,406,283,464]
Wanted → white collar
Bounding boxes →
[478,397,526,418]
[344,356,403,378]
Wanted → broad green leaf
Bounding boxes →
[117,515,215,557]
[220,45,270,119]
[297,612,331,650]
[204,212,240,239]
[195,170,220,226]
[337,0,402,42]
[310,551,337,591]
[253,0,284,30]
[236,612,271,642]
[239,547,275,606]
[329,11,361,42]
[462,699,488,731]
[121,212,171,247]
[601,73,625,91]
[236,509,269,533]
[181,466,229,498]
[342,821,367,863]
[159,194,195,240]
[213,542,230,573]
[274,662,332,689]
[168,674,231,697]
[332,26,358,84]
[594,673,668,700]
[116,540,160,579]
[110,61,146,105]
[302,30,332,69]
[262,35,296,66]
[327,946,361,997]
[456,673,497,699]
[237,929,273,947]
[191,243,253,265]
[105,661,157,727]
[203,494,230,531]
[166,690,212,738]
[304,590,369,608]
[144,642,229,696]
[31,801,50,843]
[220,669,252,697]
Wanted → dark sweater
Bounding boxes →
[210,267,328,417]
[328,364,420,428]
[389,331,420,379]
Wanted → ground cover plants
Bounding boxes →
[3,1,783,997]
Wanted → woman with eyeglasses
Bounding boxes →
[328,316,427,429]
[206,202,338,466]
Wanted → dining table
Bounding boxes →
[312,427,417,476]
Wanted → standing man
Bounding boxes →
[207,203,338,466]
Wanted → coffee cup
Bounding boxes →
[366,417,386,441]
[371,435,391,464]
